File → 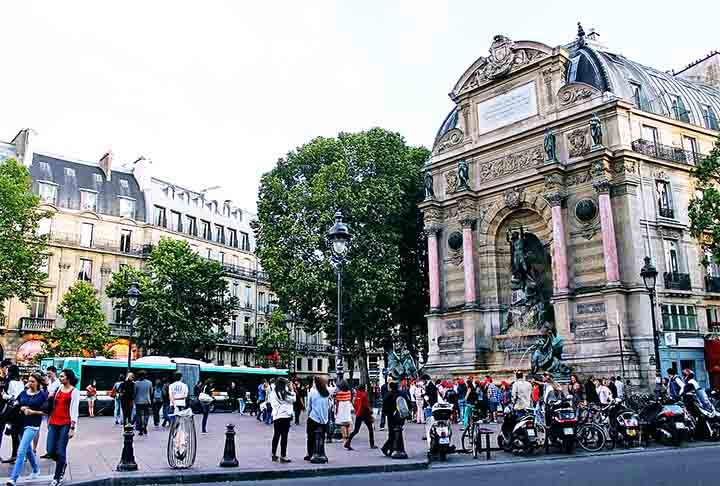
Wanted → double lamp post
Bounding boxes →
[327,211,351,384]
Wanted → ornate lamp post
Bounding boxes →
[327,211,351,383]
[126,283,140,373]
[640,257,661,374]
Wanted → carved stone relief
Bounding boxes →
[658,227,683,240]
[504,187,523,209]
[557,82,601,106]
[433,128,465,154]
[566,170,592,186]
[423,207,442,227]
[567,128,589,157]
[576,302,606,314]
[571,318,608,339]
[445,171,459,194]
[591,161,607,178]
[476,146,543,183]
[544,173,564,190]
[613,160,637,175]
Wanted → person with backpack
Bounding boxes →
[110,374,124,425]
[667,368,685,400]
[380,381,409,457]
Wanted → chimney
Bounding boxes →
[11,128,37,167]
[132,156,152,191]
[99,151,113,181]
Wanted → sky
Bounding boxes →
[1,0,718,211]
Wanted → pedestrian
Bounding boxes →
[413,379,425,424]
[346,384,376,450]
[237,385,247,415]
[614,376,625,400]
[6,373,47,486]
[596,378,612,405]
[257,380,267,422]
[568,374,585,407]
[456,378,467,426]
[3,365,25,464]
[667,368,684,400]
[485,377,501,423]
[292,379,305,426]
[228,382,238,414]
[269,377,296,463]
[46,369,80,486]
[462,379,476,429]
[161,378,171,427]
[334,380,353,445]
[152,380,164,427]
[111,374,124,425]
[304,375,330,462]
[585,376,599,404]
[169,372,189,421]
[119,373,135,427]
[608,376,618,399]
[36,365,61,455]
[134,371,153,435]
[197,379,213,433]
[380,381,408,457]
[511,372,532,410]
[379,377,392,431]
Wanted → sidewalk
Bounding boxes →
[0,413,436,485]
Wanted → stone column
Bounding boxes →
[594,180,620,284]
[461,218,477,306]
[426,225,442,311]
[546,193,570,293]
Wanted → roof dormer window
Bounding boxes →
[670,94,690,123]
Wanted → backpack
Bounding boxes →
[396,395,411,419]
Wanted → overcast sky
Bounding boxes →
[2,0,717,210]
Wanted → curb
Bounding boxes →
[68,460,429,486]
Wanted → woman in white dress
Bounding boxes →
[334,381,354,444]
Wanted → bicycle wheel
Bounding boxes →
[461,426,473,452]
[473,425,480,458]
[577,423,606,453]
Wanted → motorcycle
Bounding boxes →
[544,397,578,454]
[427,402,454,461]
[683,390,720,441]
[638,398,689,446]
[603,398,641,448]
[498,407,539,454]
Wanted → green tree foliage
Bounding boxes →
[0,158,48,313]
[41,281,114,358]
[106,238,239,359]
[255,311,294,368]
[253,128,429,383]
[689,135,720,265]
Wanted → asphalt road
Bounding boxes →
[183,444,720,486]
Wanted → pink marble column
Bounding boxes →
[427,227,441,310]
[595,180,620,283]
[461,219,477,305]
[547,194,570,292]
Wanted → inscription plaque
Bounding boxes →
[477,82,538,134]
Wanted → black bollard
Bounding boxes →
[310,425,328,464]
[219,424,239,467]
[390,421,408,459]
[116,425,138,471]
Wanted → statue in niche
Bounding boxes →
[507,228,530,299]
[457,159,470,190]
[544,129,557,162]
[590,113,603,148]
[424,170,435,200]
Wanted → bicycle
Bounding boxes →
[461,408,484,458]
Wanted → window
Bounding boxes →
[205,248,212,260]
[228,229,238,248]
[664,240,680,274]
[296,358,303,372]
[244,286,253,308]
[219,252,225,264]
[232,282,239,298]
[240,232,250,251]
[38,183,57,204]
[80,190,97,211]
[185,216,197,236]
[680,360,696,375]
[119,179,130,191]
[702,105,719,130]
[661,304,697,331]
[154,206,167,227]
[169,211,182,232]
[120,229,132,253]
[201,220,211,240]
[258,292,266,312]
[232,255,239,267]
[215,224,225,244]
[707,308,720,331]
[119,198,136,219]
[64,167,75,179]
[307,358,313,372]
[656,180,673,218]
[78,258,93,282]
[707,250,720,277]
[37,218,52,236]
[39,255,49,275]
[80,222,94,247]
[328,357,335,372]
[630,82,643,109]
[670,95,690,123]
[29,295,47,318]
[113,305,125,324]
[683,136,700,164]
[642,125,659,145]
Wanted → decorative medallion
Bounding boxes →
[433,128,465,154]
[567,128,589,157]
[504,187,523,209]
[444,171,459,194]
[476,146,543,183]
[575,199,598,223]
[447,231,463,251]
[557,82,600,106]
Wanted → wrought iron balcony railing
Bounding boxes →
[658,207,675,219]
[223,335,257,347]
[109,322,133,337]
[49,232,151,257]
[19,317,55,333]
[664,272,692,291]
[631,139,705,166]
[706,276,720,293]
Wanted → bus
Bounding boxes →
[40,356,288,416]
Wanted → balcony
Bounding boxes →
[110,322,132,337]
[658,207,675,219]
[295,342,334,355]
[222,335,256,347]
[709,322,720,334]
[219,263,256,279]
[664,272,692,291]
[19,317,55,333]
[49,232,151,257]
[631,139,705,166]
[706,276,720,293]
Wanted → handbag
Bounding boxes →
[41,395,55,415]
[198,393,213,404]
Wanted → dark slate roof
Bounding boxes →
[433,107,459,147]
[30,153,145,220]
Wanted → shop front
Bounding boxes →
[704,335,720,389]
[661,332,708,387]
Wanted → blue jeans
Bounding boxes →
[10,427,39,481]
[263,403,273,424]
[238,399,246,414]
[162,402,170,425]
[46,424,70,481]
[114,399,123,423]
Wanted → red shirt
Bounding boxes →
[353,390,370,416]
[49,389,72,426]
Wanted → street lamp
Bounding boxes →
[640,257,661,375]
[327,211,351,383]
[126,283,141,373]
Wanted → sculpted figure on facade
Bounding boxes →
[544,129,557,162]
[590,112,603,148]
[424,169,435,200]
[457,159,470,190]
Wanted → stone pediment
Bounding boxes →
[452,36,552,98]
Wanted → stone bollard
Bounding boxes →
[390,421,408,459]
[310,425,328,464]
[219,424,239,467]
[116,425,138,471]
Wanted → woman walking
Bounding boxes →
[3,365,26,464]
[334,381,353,444]
[304,376,330,461]
[345,384,375,450]
[85,381,97,418]
[198,379,213,434]
[46,369,80,486]
[6,373,47,486]
[269,377,296,463]
[119,373,135,427]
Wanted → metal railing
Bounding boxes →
[19,317,55,332]
[706,276,720,293]
[49,232,151,257]
[223,335,257,346]
[631,139,705,166]
[664,272,692,291]
[217,263,270,283]
[658,207,675,219]
[109,322,132,337]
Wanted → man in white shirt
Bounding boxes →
[168,372,189,420]
[511,372,533,410]
[614,376,625,400]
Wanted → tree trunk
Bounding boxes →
[356,330,371,395]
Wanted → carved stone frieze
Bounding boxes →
[557,82,600,106]
[445,171,459,194]
[567,128,589,157]
[593,180,611,194]
[658,227,683,240]
[423,207,442,227]
[591,160,607,178]
[443,206,458,220]
[504,187,523,209]
[544,173,564,190]
[613,160,637,175]
[544,192,564,207]
[457,198,477,218]
[653,170,670,181]
[433,128,465,154]
[566,170,592,186]
[571,319,608,339]
[576,302,606,314]
[477,146,543,183]
[58,261,71,271]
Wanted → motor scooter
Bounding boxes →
[603,398,641,448]
[544,397,577,454]
[683,390,720,441]
[638,398,689,446]
[498,406,539,454]
[427,402,454,461]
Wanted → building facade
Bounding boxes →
[0,131,331,372]
[421,29,720,388]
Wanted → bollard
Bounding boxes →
[390,420,408,459]
[310,425,328,464]
[116,425,138,471]
[219,424,239,467]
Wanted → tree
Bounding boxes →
[253,128,429,385]
[255,311,294,368]
[106,238,238,359]
[0,158,48,314]
[689,135,720,265]
[40,281,114,358]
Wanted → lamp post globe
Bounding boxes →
[640,257,662,375]
[126,283,141,373]
[640,256,658,291]
[327,211,351,383]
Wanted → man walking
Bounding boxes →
[169,372,189,422]
[379,377,392,431]
[134,371,153,435]
[486,376,501,423]
[112,374,124,425]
